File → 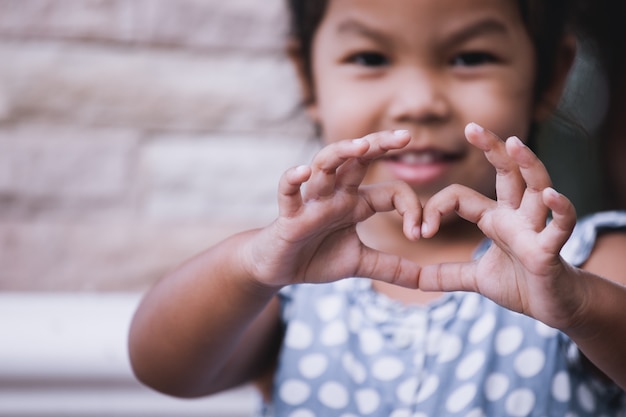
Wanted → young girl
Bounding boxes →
[129,0,626,415]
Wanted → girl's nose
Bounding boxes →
[387,68,450,124]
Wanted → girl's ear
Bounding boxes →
[534,34,578,121]
[286,39,320,124]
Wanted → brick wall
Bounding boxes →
[0,1,607,291]
[0,0,315,290]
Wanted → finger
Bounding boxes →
[421,184,495,238]
[277,165,311,217]
[418,261,478,293]
[335,130,411,191]
[505,136,552,222]
[360,180,422,240]
[465,123,525,208]
[304,138,370,199]
[356,247,422,289]
[538,187,576,253]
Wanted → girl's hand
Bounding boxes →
[420,123,582,329]
[241,130,423,288]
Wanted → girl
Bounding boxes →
[129,0,626,415]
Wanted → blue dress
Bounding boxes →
[261,211,626,416]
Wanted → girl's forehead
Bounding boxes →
[315,0,531,52]
[321,0,525,30]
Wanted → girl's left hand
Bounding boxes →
[420,123,584,330]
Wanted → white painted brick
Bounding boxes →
[0,0,134,41]
[132,0,288,50]
[0,0,288,50]
[0,41,306,134]
[138,133,317,223]
[0,125,137,200]
[0,220,247,290]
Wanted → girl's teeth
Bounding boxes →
[398,152,436,165]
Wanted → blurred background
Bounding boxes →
[0,0,313,415]
[0,0,314,293]
[0,0,618,416]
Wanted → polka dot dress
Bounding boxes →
[259,211,626,417]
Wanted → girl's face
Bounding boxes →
[306,0,541,201]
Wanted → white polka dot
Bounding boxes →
[339,414,359,417]
[415,375,440,403]
[505,389,535,417]
[484,373,509,401]
[285,321,313,349]
[318,381,349,409]
[412,413,429,417]
[321,320,348,346]
[456,350,486,380]
[466,408,486,417]
[355,388,381,414]
[436,334,463,363]
[469,313,496,344]
[458,293,482,320]
[372,356,405,381]
[342,352,367,384]
[288,410,315,417]
[413,351,425,369]
[495,326,524,355]
[431,301,456,322]
[425,328,444,355]
[514,347,546,378]
[551,371,571,402]
[315,295,343,321]
[348,306,363,331]
[396,377,419,404]
[279,379,311,405]
[577,383,596,413]
[299,353,328,379]
[446,383,477,413]
[359,328,384,355]
[535,321,558,337]
[389,409,411,417]
[366,305,390,323]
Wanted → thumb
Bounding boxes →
[356,247,422,289]
[418,261,478,293]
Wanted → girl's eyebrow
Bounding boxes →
[443,18,510,46]
[335,16,510,47]
[335,19,392,47]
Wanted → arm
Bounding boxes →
[128,130,424,397]
[128,231,285,397]
[421,122,626,390]
[565,232,626,387]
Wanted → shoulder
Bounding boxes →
[561,210,626,286]
[560,210,626,265]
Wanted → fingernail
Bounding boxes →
[509,136,526,147]
[468,122,484,133]
[352,138,366,144]
[393,129,409,137]
[545,187,559,198]
[421,222,429,236]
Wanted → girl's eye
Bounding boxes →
[348,52,389,67]
[450,52,496,67]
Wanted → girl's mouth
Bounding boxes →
[382,149,465,186]
[386,149,464,165]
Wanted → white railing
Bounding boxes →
[0,293,258,417]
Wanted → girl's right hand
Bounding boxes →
[239,130,423,289]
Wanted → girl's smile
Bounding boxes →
[380,144,467,187]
